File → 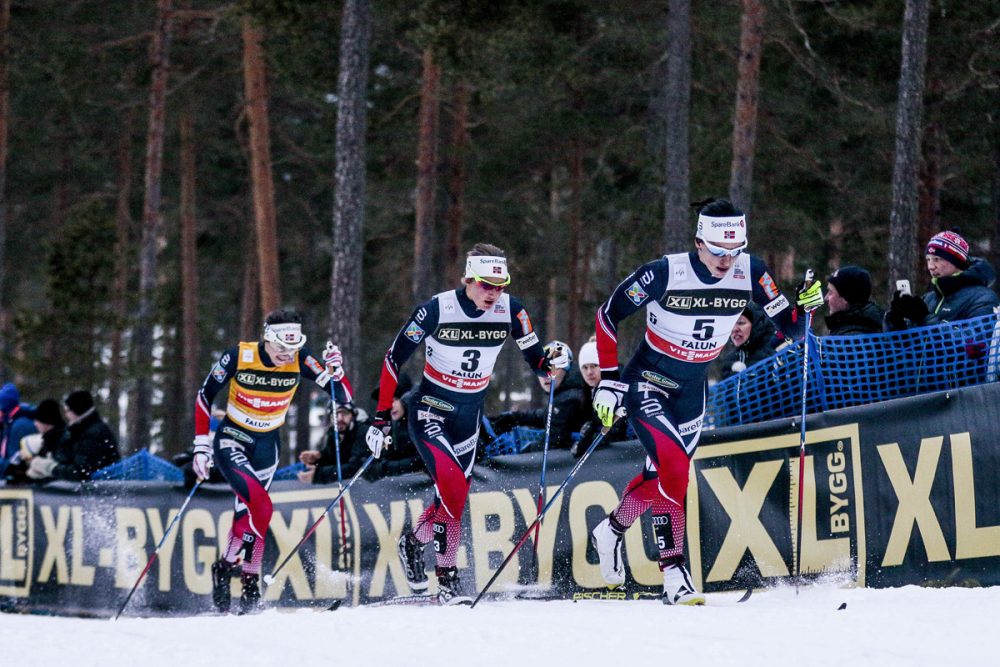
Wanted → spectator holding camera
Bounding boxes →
[824,265,884,335]
[885,230,999,330]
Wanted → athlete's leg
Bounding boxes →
[215,434,279,575]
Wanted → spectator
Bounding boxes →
[5,399,65,484]
[718,302,780,379]
[0,382,38,481]
[570,337,627,458]
[886,229,1000,330]
[27,390,120,482]
[489,341,587,451]
[824,265,884,335]
[297,402,370,484]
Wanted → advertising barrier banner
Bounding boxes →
[2,384,997,617]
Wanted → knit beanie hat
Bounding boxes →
[578,341,599,367]
[33,399,66,427]
[827,266,872,306]
[64,389,95,415]
[925,230,969,269]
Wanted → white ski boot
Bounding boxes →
[591,517,626,586]
[397,531,429,592]
[661,559,705,606]
[436,567,472,606]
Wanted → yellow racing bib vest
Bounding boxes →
[225,342,300,432]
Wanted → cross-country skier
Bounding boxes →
[193,309,353,614]
[590,198,822,604]
[369,243,569,604]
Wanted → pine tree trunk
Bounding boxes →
[240,222,260,341]
[413,48,440,303]
[887,0,930,289]
[0,0,9,377]
[131,0,173,451]
[729,0,765,213]
[242,17,281,314]
[109,85,136,446]
[568,141,584,348]
[444,79,469,280]
[663,0,691,252]
[329,0,372,376]
[179,98,199,447]
[918,120,941,276]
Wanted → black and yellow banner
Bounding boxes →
[2,383,998,616]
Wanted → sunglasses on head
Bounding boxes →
[700,239,745,258]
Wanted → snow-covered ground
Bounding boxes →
[4,583,996,666]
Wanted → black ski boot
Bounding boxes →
[436,567,471,606]
[239,573,261,615]
[397,531,429,592]
[211,558,238,613]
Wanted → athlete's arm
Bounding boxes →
[595,258,668,379]
[194,346,238,437]
[508,296,549,375]
[298,347,355,405]
[749,256,803,340]
[375,297,441,412]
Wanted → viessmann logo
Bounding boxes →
[0,490,33,596]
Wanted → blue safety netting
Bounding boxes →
[273,462,307,480]
[91,449,184,482]
[706,311,1000,429]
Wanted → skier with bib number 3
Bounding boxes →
[367,243,569,605]
[590,199,820,604]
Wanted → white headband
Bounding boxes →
[696,214,748,246]
[263,322,306,350]
[464,255,509,283]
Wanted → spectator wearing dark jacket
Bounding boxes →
[1,382,38,481]
[718,302,781,380]
[27,390,119,481]
[489,341,587,450]
[298,402,370,484]
[824,265,884,335]
[886,230,1000,330]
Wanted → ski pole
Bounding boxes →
[794,269,816,587]
[263,454,375,587]
[324,342,348,559]
[532,375,557,560]
[115,480,203,619]
[471,409,625,608]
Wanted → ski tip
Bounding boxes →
[837,602,847,611]
[737,587,753,603]
[327,600,343,612]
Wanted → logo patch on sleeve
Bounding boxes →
[516,331,539,350]
[211,363,227,383]
[626,281,649,306]
[517,310,533,334]
[764,295,790,317]
[404,322,425,343]
[758,273,780,299]
[305,356,324,374]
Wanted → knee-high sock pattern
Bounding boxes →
[651,498,686,563]
[611,472,658,529]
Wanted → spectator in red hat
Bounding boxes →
[886,229,999,330]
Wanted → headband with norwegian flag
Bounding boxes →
[464,255,509,285]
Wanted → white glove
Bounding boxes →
[27,456,58,480]
[192,435,214,481]
[593,380,628,428]
[323,342,345,381]
[19,432,45,461]
[365,412,392,459]
[544,341,572,370]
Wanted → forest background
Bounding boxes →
[0,0,996,461]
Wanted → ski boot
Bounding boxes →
[591,516,626,586]
[660,556,705,606]
[211,558,239,613]
[239,573,261,615]
[436,566,471,606]
[397,531,429,592]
